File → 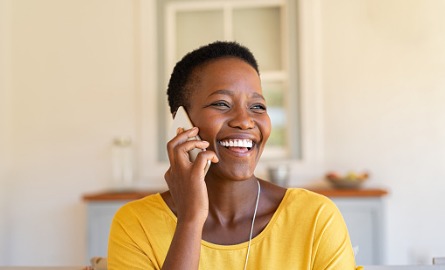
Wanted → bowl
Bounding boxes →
[325,171,369,189]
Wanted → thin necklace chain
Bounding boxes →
[243,179,261,270]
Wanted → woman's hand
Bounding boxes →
[164,127,218,225]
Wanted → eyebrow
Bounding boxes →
[209,89,265,100]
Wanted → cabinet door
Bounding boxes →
[333,198,385,265]
[86,202,126,259]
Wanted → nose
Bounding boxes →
[228,107,255,130]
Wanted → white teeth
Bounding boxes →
[219,139,253,148]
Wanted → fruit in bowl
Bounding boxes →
[325,171,369,189]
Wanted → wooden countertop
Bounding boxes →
[83,187,388,201]
[307,187,388,198]
[82,189,161,201]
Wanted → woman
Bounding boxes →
[108,41,356,269]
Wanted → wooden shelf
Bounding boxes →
[306,187,388,198]
[82,189,161,201]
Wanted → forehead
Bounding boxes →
[194,56,257,76]
[187,57,261,97]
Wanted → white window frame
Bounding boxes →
[137,0,324,187]
[165,0,290,159]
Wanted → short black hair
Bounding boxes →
[166,41,259,115]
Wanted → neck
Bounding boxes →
[205,177,260,223]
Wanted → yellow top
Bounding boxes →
[108,188,356,270]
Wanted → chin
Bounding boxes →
[225,163,256,180]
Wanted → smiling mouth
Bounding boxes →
[218,139,254,151]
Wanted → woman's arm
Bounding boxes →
[161,219,204,269]
[162,127,218,269]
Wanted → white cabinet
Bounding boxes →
[333,197,386,265]
[85,201,128,259]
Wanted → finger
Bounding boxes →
[176,126,199,141]
[191,150,218,175]
[196,150,219,163]
[167,127,200,156]
[170,127,199,145]
[176,127,184,135]
[171,140,210,167]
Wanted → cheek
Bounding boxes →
[260,115,272,141]
[196,117,223,142]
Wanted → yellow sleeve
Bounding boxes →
[310,197,357,270]
[107,194,180,270]
[107,202,160,270]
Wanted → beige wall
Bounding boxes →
[0,0,155,265]
[321,0,445,264]
[0,0,12,263]
[0,0,444,266]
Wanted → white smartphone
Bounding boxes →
[170,106,211,174]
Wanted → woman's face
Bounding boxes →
[186,57,271,180]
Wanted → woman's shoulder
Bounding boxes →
[113,193,174,222]
[285,187,329,200]
[258,187,344,238]
[259,181,337,216]
[281,188,338,213]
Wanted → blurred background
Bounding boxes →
[1,0,444,266]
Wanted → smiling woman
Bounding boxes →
[107,41,357,270]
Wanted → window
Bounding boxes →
[156,0,301,161]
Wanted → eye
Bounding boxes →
[211,101,230,109]
[251,103,267,112]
